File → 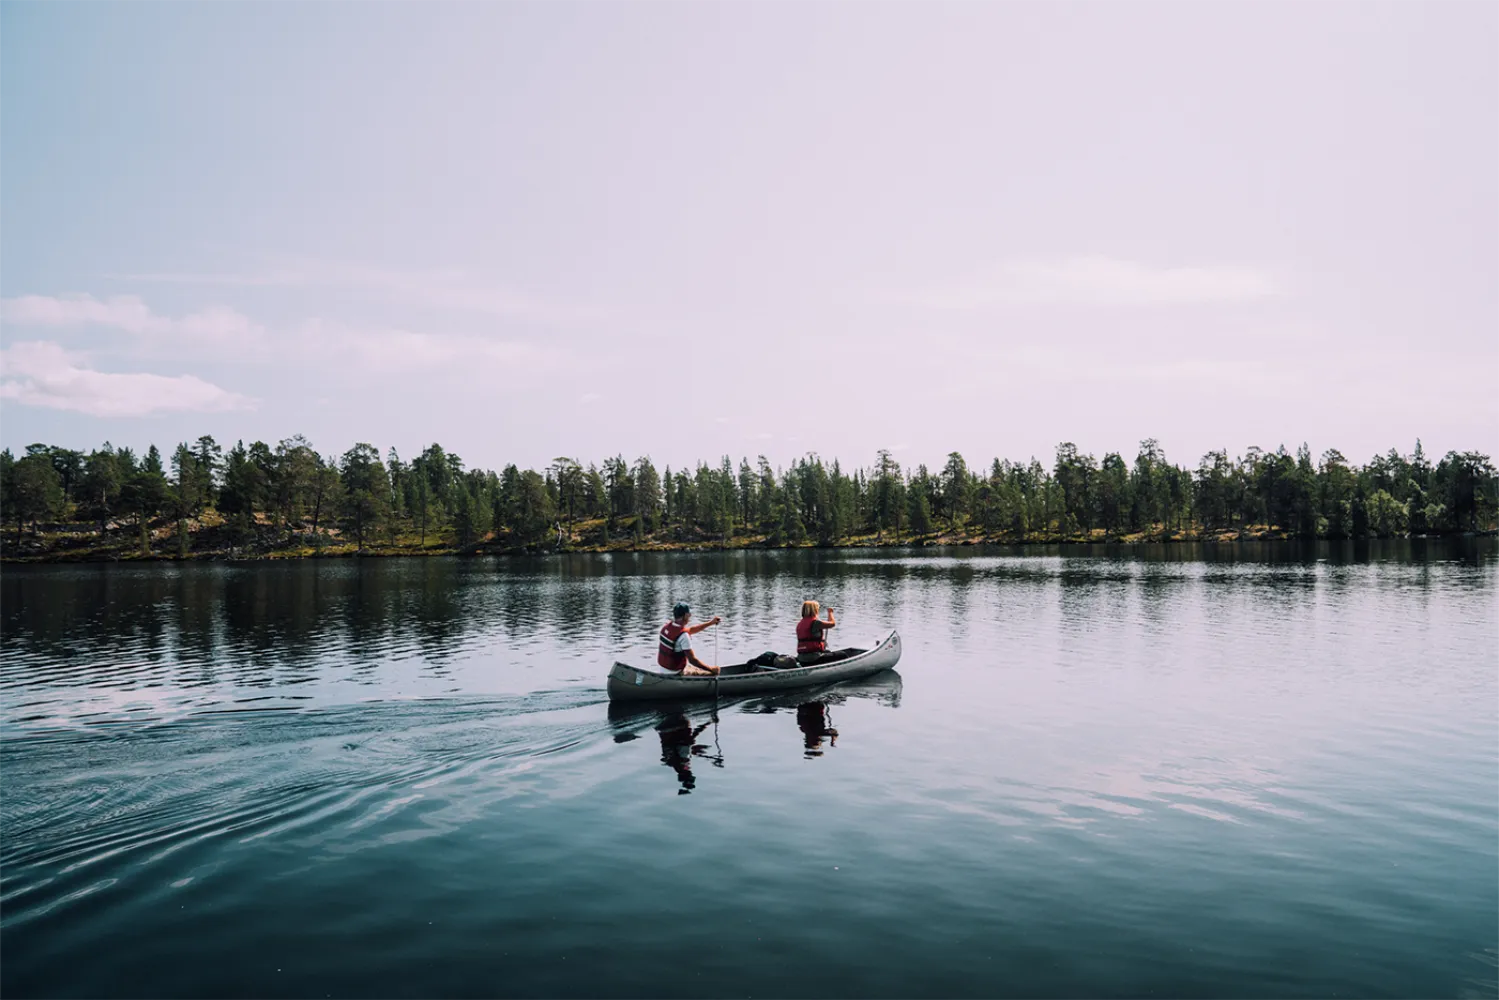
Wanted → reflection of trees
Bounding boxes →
[7,540,1486,703]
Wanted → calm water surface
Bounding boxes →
[2,543,1496,998]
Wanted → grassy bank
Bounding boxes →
[0,511,1395,564]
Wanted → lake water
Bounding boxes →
[2,543,1495,998]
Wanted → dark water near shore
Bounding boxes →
[2,541,1496,998]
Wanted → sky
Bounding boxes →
[2,1,1496,475]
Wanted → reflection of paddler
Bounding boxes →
[796,701,838,757]
[657,711,712,793]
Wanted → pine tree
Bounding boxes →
[339,443,390,551]
[81,446,124,538]
[454,488,478,548]
[940,452,971,529]
[193,436,223,509]
[310,457,340,545]
[122,446,170,554]
[0,449,14,541]
[634,457,662,531]
[908,485,934,537]
[516,470,555,546]
[218,441,261,544]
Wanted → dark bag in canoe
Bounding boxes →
[749,651,799,670]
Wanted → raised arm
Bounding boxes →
[688,615,722,636]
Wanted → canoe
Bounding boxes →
[606,667,903,729]
[606,629,902,702]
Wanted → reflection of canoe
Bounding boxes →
[738,668,902,713]
[606,669,903,731]
[606,630,902,702]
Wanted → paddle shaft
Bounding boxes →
[712,616,722,760]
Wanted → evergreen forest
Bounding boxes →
[1,436,1495,560]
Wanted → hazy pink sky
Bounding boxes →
[2,2,1495,473]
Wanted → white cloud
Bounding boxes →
[293,318,568,373]
[907,256,1280,308]
[0,341,254,417]
[116,256,601,325]
[174,305,264,341]
[1,290,572,413]
[3,293,160,332]
[3,292,564,374]
[1,293,265,344]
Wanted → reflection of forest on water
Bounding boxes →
[1,539,1486,694]
[608,671,902,793]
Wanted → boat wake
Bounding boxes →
[1,670,902,932]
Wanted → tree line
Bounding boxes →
[1,435,1495,555]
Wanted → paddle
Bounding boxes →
[712,615,723,765]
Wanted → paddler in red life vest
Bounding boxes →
[796,600,837,665]
[657,603,722,675]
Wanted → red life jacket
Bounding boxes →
[658,621,688,672]
[796,616,825,654]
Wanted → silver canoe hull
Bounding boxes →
[606,630,902,702]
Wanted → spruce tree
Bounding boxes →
[339,443,390,551]
[81,446,123,538]
[908,487,934,537]
[122,446,170,554]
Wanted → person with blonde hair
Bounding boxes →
[795,600,837,665]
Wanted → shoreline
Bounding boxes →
[4,524,1492,565]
